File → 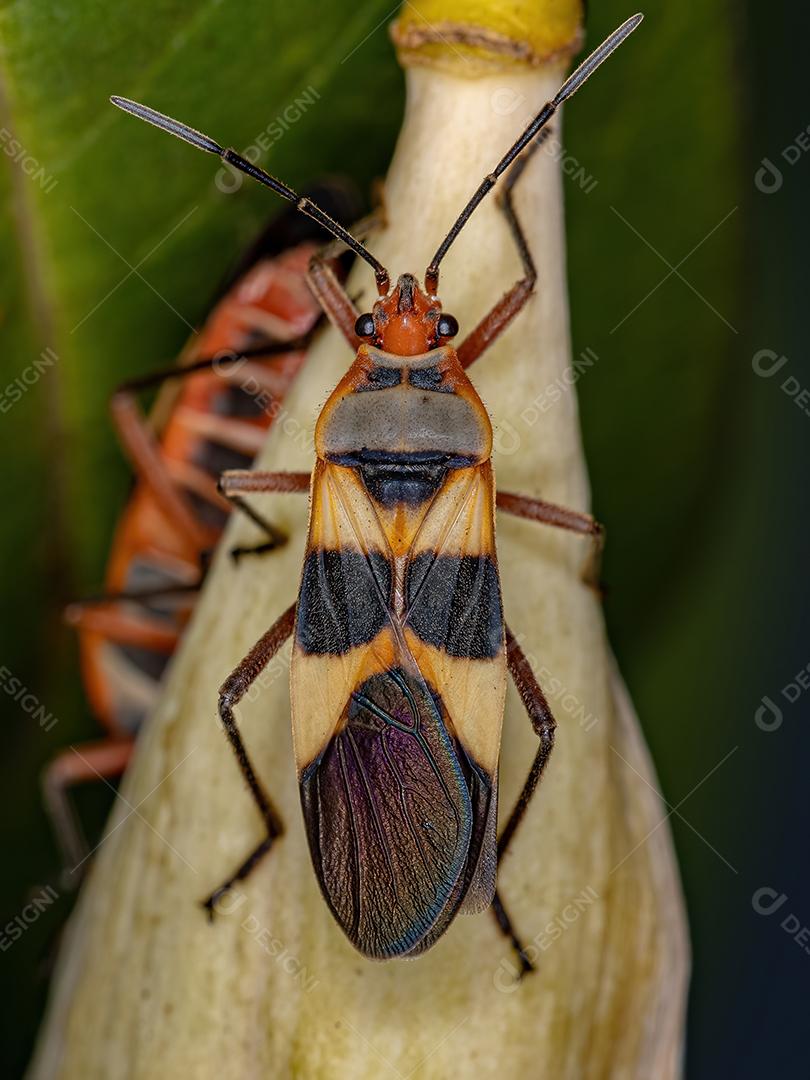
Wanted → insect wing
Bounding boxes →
[292,462,476,957]
[403,461,507,914]
[299,662,475,958]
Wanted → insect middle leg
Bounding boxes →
[202,602,296,917]
[497,490,605,590]
[217,470,310,560]
[489,624,558,974]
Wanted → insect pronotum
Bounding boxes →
[111,13,642,969]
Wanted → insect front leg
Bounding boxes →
[202,602,296,918]
[455,130,551,370]
[218,470,310,561]
[304,199,387,344]
[497,490,605,590]
[306,252,363,350]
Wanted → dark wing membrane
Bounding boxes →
[300,666,473,959]
[458,756,498,913]
[405,753,497,956]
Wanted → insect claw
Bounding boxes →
[229,540,280,563]
[516,951,537,980]
[201,892,222,923]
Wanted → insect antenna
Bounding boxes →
[110,96,391,295]
[424,13,644,294]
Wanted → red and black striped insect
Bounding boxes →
[112,14,641,966]
[42,187,361,877]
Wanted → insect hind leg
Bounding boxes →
[491,889,536,978]
[202,603,296,918]
[488,623,558,974]
[202,836,275,918]
[498,624,556,861]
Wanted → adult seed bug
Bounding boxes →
[43,188,360,878]
[111,13,642,965]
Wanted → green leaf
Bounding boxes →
[567,3,742,649]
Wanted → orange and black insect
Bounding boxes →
[112,14,641,967]
[42,188,360,878]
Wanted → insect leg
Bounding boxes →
[114,336,316,398]
[424,15,643,291]
[455,130,552,370]
[66,580,200,607]
[497,490,605,589]
[498,625,557,864]
[219,470,310,495]
[488,626,557,969]
[217,470,310,561]
[491,889,536,979]
[307,252,363,350]
[222,496,286,560]
[110,382,212,551]
[53,606,176,877]
[202,603,296,917]
[64,602,181,652]
[42,738,135,885]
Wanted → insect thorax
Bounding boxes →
[315,345,492,508]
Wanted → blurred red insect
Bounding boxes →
[42,185,360,879]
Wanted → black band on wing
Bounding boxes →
[405,553,503,659]
[296,549,391,654]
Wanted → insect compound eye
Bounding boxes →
[355,313,376,338]
[436,313,459,338]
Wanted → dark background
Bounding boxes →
[1,1,807,1075]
